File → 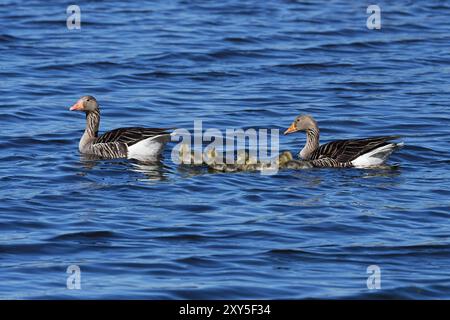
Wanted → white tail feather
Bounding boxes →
[127,134,171,161]
[351,142,403,168]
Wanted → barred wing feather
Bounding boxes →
[89,142,128,158]
[95,127,171,146]
[309,136,400,162]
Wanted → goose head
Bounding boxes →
[69,95,99,112]
[284,115,318,135]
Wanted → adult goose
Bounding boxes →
[69,95,172,161]
[284,115,403,168]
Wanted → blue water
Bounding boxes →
[1,0,450,299]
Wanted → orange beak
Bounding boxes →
[69,100,84,111]
[284,122,298,135]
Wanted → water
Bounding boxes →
[1,0,450,299]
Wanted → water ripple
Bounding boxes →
[1,0,450,299]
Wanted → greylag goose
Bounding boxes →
[284,115,403,168]
[69,95,171,161]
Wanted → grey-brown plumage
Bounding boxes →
[284,115,403,167]
[178,147,351,172]
[69,95,171,160]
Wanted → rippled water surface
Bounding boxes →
[1,0,450,299]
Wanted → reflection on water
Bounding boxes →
[80,154,168,181]
[130,160,167,182]
[360,165,402,178]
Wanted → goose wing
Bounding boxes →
[95,127,171,146]
[309,136,400,162]
[89,142,128,159]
